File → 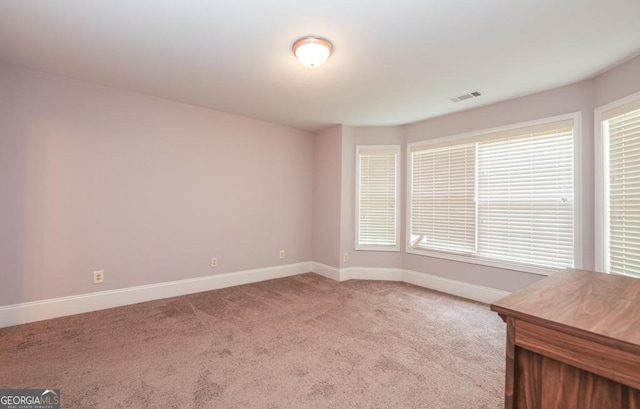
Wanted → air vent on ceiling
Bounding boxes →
[451,91,482,103]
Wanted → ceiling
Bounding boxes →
[1,1,639,132]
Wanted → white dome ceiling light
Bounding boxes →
[292,36,333,68]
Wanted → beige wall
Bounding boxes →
[340,126,404,269]
[0,61,314,305]
[344,55,640,292]
[593,55,640,107]
[312,125,342,267]
[2,54,640,307]
[402,80,594,291]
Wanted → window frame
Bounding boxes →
[355,145,401,252]
[595,91,640,276]
[406,113,583,276]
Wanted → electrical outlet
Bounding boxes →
[211,257,217,268]
[279,250,285,259]
[343,253,349,262]
[93,270,104,284]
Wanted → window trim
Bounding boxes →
[355,145,401,252]
[595,90,640,274]
[406,112,583,276]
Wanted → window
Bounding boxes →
[596,93,640,278]
[411,144,476,254]
[408,115,580,274]
[356,146,400,251]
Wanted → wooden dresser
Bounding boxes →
[491,268,640,409]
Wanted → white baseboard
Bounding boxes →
[312,265,510,305]
[401,270,510,304]
[0,262,312,329]
[311,262,342,281]
[342,267,404,281]
[0,261,510,329]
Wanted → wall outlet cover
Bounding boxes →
[93,270,104,284]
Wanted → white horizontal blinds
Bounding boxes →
[607,107,640,278]
[358,148,398,247]
[477,126,574,268]
[411,144,476,253]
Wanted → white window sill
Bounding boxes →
[356,245,400,252]
[405,248,564,276]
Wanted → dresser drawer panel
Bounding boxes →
[515,320,640,390]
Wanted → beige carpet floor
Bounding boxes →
[0,273,506,408]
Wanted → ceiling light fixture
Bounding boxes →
[292,36,333,68]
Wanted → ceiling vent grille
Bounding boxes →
[451,91,482,103]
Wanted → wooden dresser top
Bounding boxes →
[491,269,640,347]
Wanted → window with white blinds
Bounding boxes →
[410,144,476,254]
[598,96,640,278]
[409,117,577,273]
[477,129,574,269]
[356,146,400,251]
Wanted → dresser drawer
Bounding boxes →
[515,319,640,390]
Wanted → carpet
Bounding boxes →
[0,273,506,408]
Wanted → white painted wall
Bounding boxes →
[0,61,314,306]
